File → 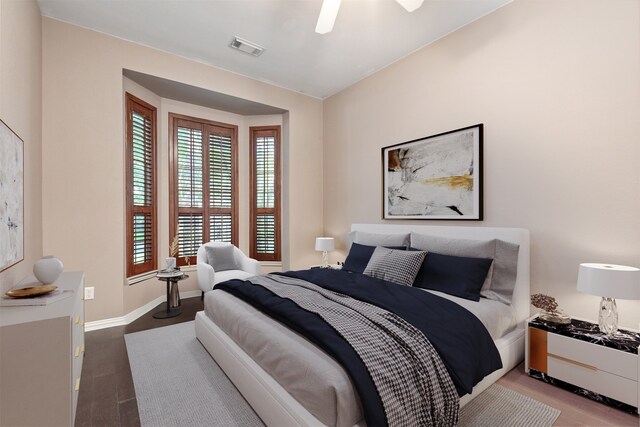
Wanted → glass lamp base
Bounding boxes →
[539,310,571,325]
[321,251,329,268]
[598,297,618,336]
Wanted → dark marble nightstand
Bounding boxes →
[526,315,639,414]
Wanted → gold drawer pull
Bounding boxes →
[74,378,81,391]
[548,353,597,371]
[74,315,80,324]
[81,343,85,353]
[75,346,80,357]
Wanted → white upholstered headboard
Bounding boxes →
[350,224,531,325]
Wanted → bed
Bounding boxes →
[195,224,530,426]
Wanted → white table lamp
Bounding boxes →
[577,263,640,335]
[315,237,335,268]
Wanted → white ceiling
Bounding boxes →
[38,0,512,99]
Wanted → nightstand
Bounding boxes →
[525,314,640,414]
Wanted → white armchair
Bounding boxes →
[197,242,261,299]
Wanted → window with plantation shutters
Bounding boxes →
[169,114,238,266]
[250,126,281,261]
[125,93,157,277]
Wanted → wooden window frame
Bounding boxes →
[125,93,157,277]
[169,113,239,267]
[250,126,281,261]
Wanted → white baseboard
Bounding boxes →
[84,317,127,332]
[84,290,201,332]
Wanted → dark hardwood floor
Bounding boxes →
[75,296,204,427]
[76,297,639,426]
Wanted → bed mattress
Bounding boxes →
[204,282,516,427]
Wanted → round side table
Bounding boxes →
[153,273,189,319]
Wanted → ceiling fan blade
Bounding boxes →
[315,0,342,34]
[395,0,424,12]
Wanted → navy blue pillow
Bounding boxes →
[413,252,493,301]
[343,243,406,274]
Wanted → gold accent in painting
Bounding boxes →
[423,174,473,191]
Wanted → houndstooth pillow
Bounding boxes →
[363,247,427,286]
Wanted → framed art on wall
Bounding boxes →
[382,124,483,220]
[0,119,24,271]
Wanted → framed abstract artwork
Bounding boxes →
[0,119,24,271]
[382,124,483,220]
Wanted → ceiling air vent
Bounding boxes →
[229,37,265,57]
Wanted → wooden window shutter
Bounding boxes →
[169,114,238,266]
[208,130,235,243]
[250,126,281,261]
[126,93,157,277]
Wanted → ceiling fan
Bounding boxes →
[316,0,424,34]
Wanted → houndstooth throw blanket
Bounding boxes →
[250,274,460,427]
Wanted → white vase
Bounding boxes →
[33,256,64,284]
[165,257,176,270]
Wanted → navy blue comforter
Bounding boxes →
[215,268,501,427]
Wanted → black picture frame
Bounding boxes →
[382,124,483,220]
[0,118,25,271]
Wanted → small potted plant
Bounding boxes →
[169,233,191,267]
[530,293,571,324]
[169,234,180,270]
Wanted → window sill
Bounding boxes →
[260,261,282,267]
[127,270,158,285]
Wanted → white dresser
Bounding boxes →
[0,272,85,426]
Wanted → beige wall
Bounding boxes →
[43,18,323,322]
[0,0,42,293]
[323,0,640,328]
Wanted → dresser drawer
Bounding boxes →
[548,333,637,380]
[548,354,637,406]
[72,352,83,417]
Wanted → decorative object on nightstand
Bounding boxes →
[526,314,640,414]
[33,255,64,284]
[577,263,640,335]
[530,293,570,324]
[165,257,176,270]
[315,237,335,268]
[169,233,179,258]
[169,230,191,267]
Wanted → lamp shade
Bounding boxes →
[577,263,640,300]
[315,237,335,252]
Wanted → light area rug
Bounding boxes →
[125,321,264,427]
[457,383,560,427]
[126,321,560,427]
